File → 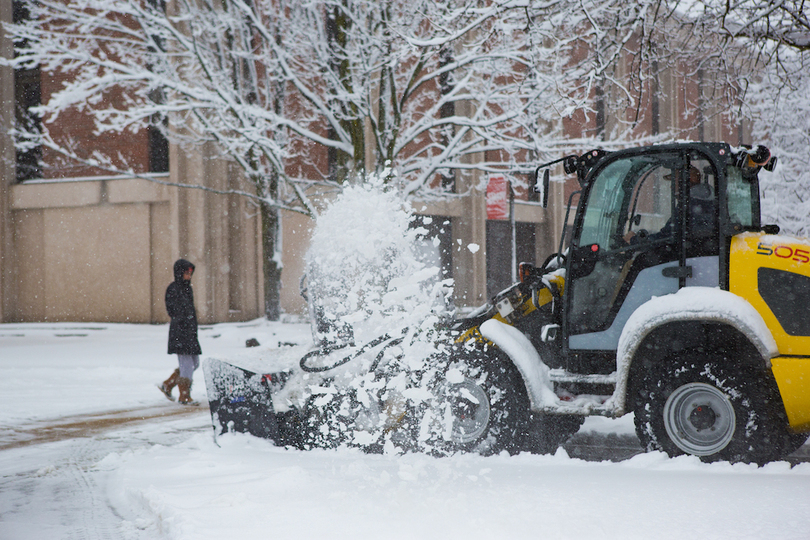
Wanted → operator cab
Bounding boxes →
[555,143,766,373]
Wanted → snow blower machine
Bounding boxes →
[204,141,810,462]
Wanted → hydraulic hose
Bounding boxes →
[299,328,409,373]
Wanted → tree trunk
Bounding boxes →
[261,201,282,320]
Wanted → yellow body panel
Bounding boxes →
[730,232,810,431]
[771,356,810,431]
[729,232,810,355]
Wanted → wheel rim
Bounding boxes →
[443,378,490,444]
[663,382,736,456]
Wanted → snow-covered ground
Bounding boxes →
[1,320,809,540]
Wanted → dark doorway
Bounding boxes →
[486,221,536,299]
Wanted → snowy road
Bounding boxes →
[3,402,810,540]
[3,321,810,540]
[0,406,211,539]
[1,405,206,451]
[2,400,633,540]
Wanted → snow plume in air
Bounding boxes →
[305,176,452,347]
[301,176,459,452]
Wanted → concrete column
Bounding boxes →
[168,141,209,320]
[452,167,487,309]
[168,140,265,324]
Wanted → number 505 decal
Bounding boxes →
[757,243,810,263]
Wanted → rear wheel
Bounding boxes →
[634,351,803,463]
[662,381,736,456]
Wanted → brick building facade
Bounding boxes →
[0,0,749,324]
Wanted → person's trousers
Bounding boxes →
[177,354,200,379]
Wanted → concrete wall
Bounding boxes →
[5,173,264,324]
[9,178,169,322]
[170,144,264,324]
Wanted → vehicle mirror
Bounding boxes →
[563,155,578,175]
[762,224,780,235]
[532,167,551,208]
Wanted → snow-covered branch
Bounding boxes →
[5,0,800,212]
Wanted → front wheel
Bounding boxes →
[634,352,803,464]
[417,348,530,456]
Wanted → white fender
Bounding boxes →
[479,319,559,409]
[610,286,779,413]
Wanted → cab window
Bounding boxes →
[725,165,756,229]
[579,154,677,252]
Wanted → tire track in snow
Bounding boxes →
[0,407,211,540]
[0,404,208,451]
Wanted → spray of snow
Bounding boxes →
[305,176,452,346]
[299,177,459,450]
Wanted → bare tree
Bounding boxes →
[715,0,810,51]
[0,0,558,317]
[687,0,810,235]
[9,0,803,316]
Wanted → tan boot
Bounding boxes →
[157,369,180,401]
[177,377,199,406]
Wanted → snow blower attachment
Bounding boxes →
[203,358,303,445]
[202,330,420,452]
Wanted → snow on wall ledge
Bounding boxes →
[610,287,779,413]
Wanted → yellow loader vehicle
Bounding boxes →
[204,141,810,463]
[451,141,810,463]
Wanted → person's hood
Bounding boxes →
[173,259,195,283]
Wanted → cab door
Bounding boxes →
[564,151,684,368]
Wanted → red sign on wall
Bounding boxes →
[486,174,509,220]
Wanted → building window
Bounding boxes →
[149,125,169,173]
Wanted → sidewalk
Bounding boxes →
[0,320,312,428]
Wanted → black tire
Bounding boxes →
[634,350,802,464]
[418,348,530,456]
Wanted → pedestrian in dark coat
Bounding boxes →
[158,259,202,405]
